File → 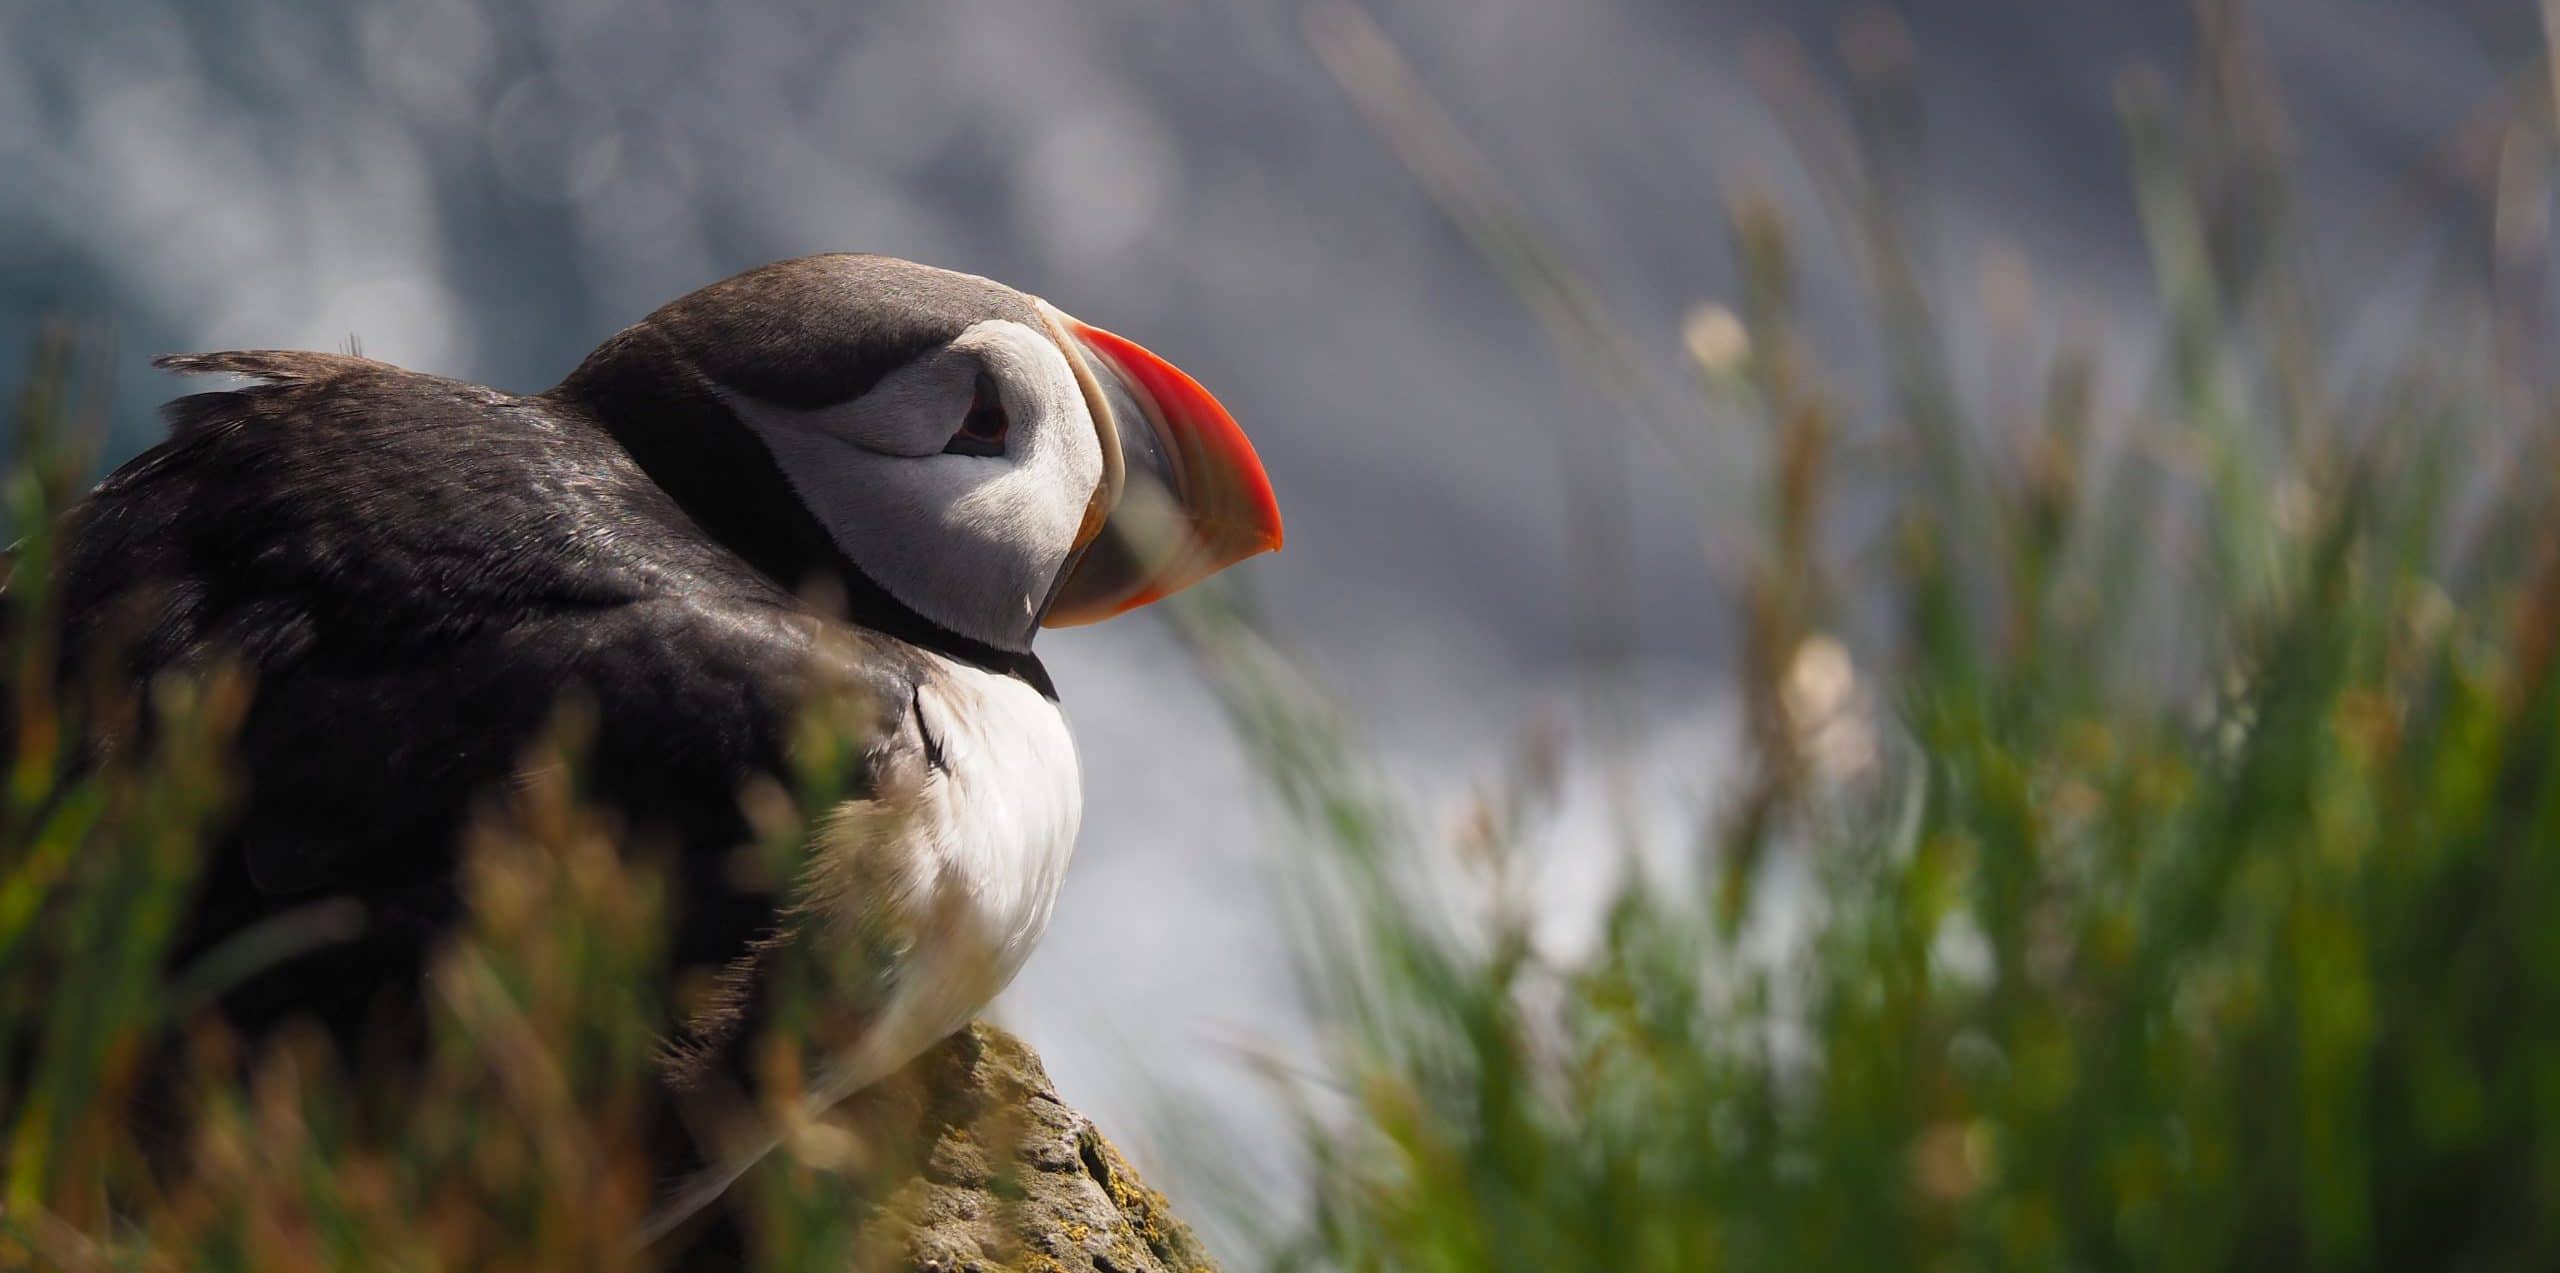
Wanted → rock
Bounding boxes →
[824,1023,1221,1273]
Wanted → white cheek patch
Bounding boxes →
[721,319,1104,652]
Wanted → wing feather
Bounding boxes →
[60,353,928,1058]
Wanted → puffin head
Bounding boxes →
[558,254,1283,656]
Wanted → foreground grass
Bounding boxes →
[1240,7,2560,1271]
[5,6,2559,1268]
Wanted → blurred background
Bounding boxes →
[0,0,2533,1246]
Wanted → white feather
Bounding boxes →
[847,649,1084,1049]
[637,653,1081,1248]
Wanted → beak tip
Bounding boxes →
[1240,465,1287,557]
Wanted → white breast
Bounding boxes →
[792,652,1083,1095]
[905,653,1084,981]
[640,653,1084,1243]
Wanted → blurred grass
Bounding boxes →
[0,333,672,1263]
[7,1,2560,1267]
[1235,3,2560,1270]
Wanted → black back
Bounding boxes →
[58,349,924,1055]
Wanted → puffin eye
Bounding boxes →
[943,371,1010,458]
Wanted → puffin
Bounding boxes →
[53,253,1282,1231]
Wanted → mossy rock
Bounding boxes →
[831,1024,1220,1273]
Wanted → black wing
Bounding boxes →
[59,351,924,1048]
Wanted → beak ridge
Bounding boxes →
[1041,314,1283,628]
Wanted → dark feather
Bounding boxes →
[59,353,929,1059]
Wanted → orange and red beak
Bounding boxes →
[1038,305,1284,627]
